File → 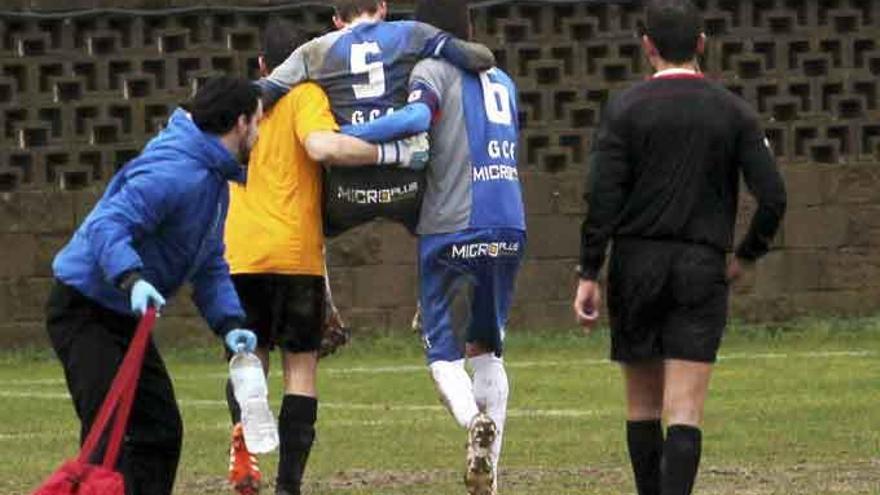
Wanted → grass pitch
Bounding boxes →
[1,319,878,494]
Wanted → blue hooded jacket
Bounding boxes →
[53,108,246,335]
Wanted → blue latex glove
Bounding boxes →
[130,279,166,316]
[225,329,258,353]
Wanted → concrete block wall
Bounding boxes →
[2,1,880,346]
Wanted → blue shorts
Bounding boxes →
[419,228,525,363]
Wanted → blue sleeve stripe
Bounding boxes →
[433,35,449,57]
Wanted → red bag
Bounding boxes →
[33,308,157,495]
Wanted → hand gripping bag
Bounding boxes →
[33,308,157,495]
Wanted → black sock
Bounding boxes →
[276,394,318,495]
[661,424,702,495]
[627,419,663,495]
[225,379,241,424]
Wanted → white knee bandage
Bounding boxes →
[429,359,479,429]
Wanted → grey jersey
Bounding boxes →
[410,59,525,235]
[411,59,471,234]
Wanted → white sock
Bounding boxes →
[470,353,509,473]
[429,359,479,429]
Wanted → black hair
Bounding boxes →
[333,0,382,23]
[414,0,471,40]
[188,76,261,135]
[645,0,702,63]
[262,18,307,72]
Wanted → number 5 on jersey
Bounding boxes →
[351,42,386,99]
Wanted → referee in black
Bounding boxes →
[572,1,786,494]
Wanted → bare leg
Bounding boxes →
[662,360,712,427]
[282,351,318,397]
[623,361,664,420]
[660,359,714,495]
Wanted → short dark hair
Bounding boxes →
[645,0,702,63]
[414,0,471,40]
[262,18,307,72]
[333,0,382,23]
[188,76,261,135]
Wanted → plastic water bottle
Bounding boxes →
[229,351,279,453]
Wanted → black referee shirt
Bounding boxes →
[579,71,787,280]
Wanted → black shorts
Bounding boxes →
[232,274,325,353]
[607,238,729,363]
[323,166,426,237]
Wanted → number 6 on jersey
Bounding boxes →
[480,69,513,126]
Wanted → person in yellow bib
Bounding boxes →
[223,19,428,495]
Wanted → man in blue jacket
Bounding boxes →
[47,76,262,495]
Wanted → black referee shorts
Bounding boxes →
[607,238,729,363]
[231,274,325,354]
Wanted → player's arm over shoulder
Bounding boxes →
[409,20,496,72]
[258,37,322,109]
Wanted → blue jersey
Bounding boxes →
[409,60,526,234]
[263,20,495,126]
[261,20,496,235]
[337,61,527,361]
